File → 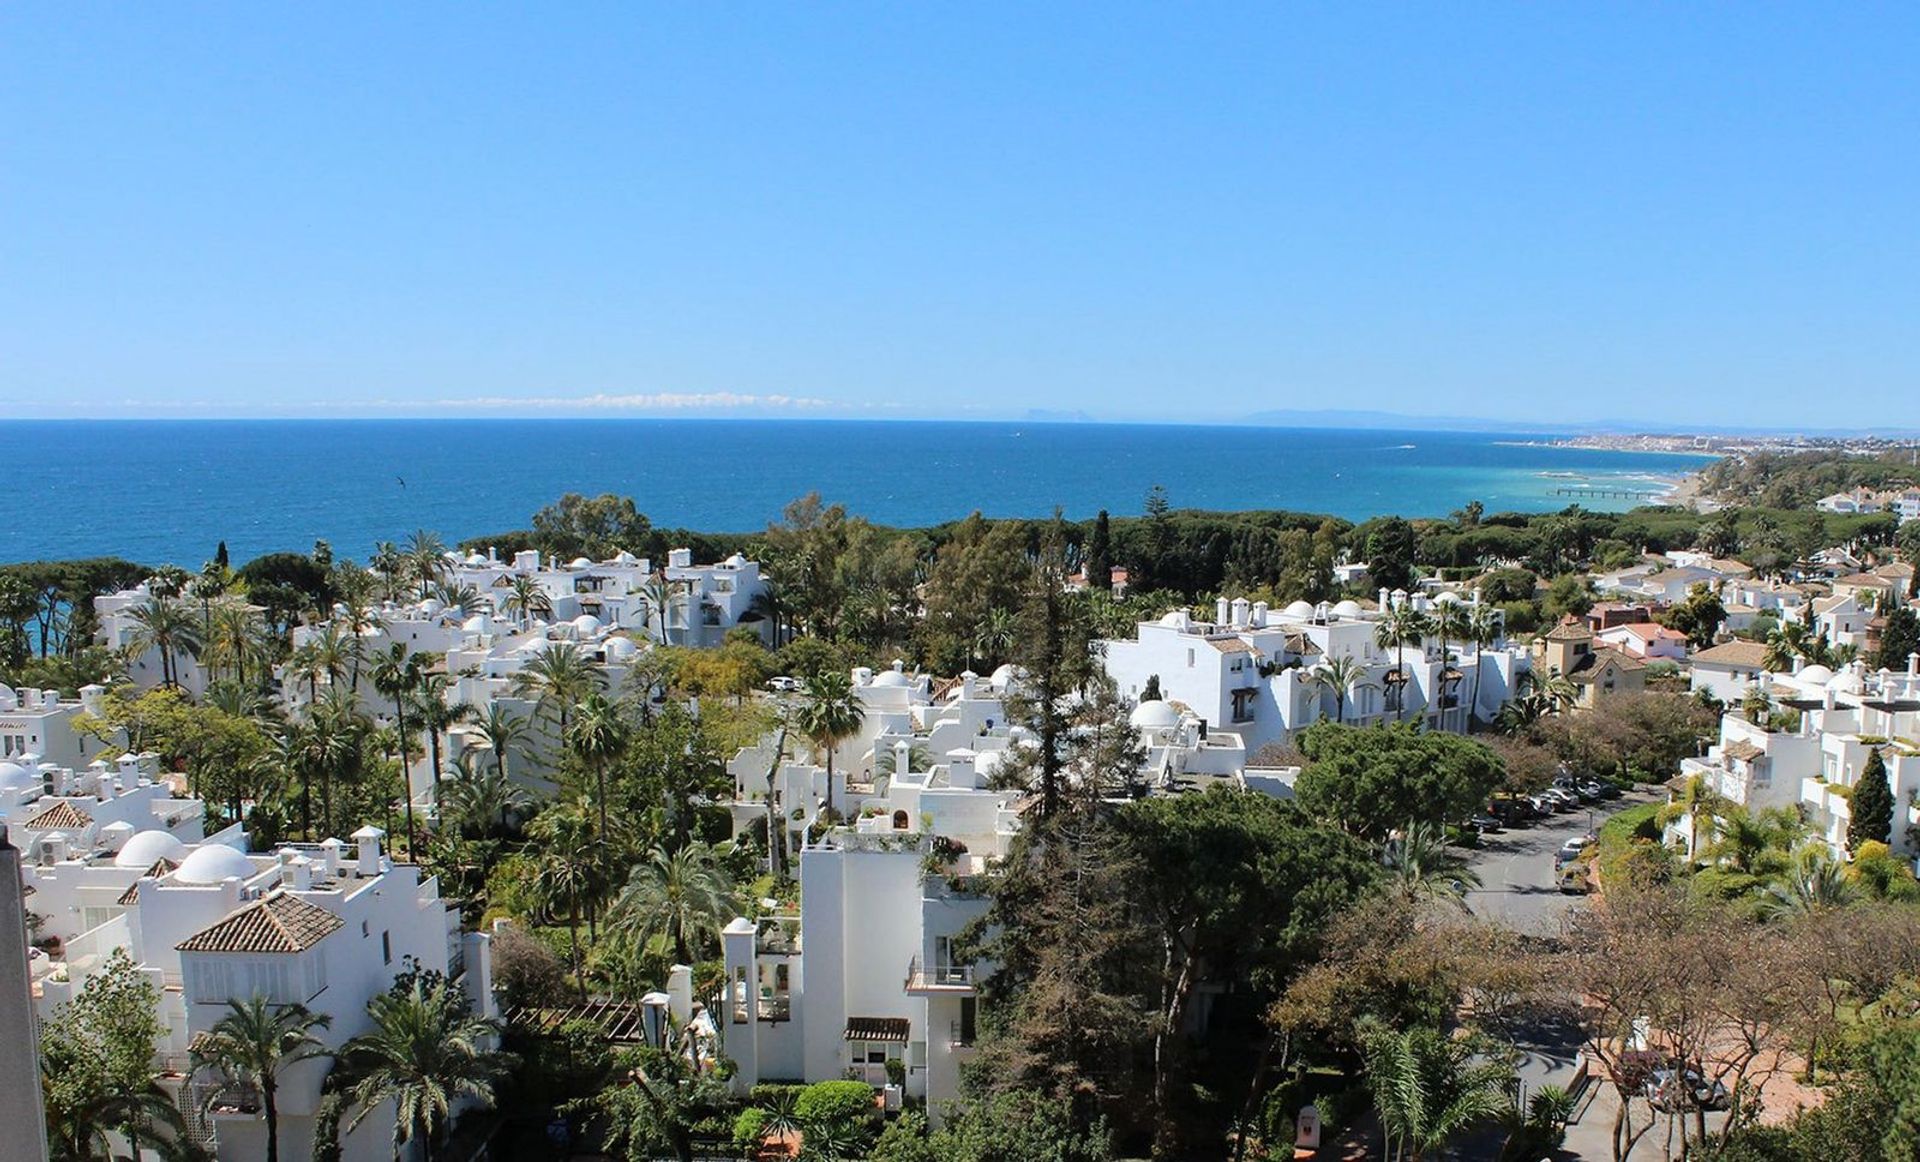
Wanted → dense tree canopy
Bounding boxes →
[1294,723,1507,840]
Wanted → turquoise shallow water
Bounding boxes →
[0,420,1713,566]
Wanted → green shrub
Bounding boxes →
[795,1079,879,1128]
[732,1107,766,1149]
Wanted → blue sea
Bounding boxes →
[0,420,1714,567]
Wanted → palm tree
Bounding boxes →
[430,580,480,612]
[1312,655,1365,724]
[529,806,599,996]
[42,1058,195,1162]
[308,690,372,838]
[638,575,673,645]
[567,691,630,838]
[370,644,428,858]
[475,703,533,785]
[606,843,742,966]
[1658,772,1725,861]
[971,606,1019,672]
[794,668,865,819]
[371,541,407,602]
[1382,821,1483,910]
[1764,849,1858,918]
[511,641,604,735]
[126,595,203,689]
[1464,605,1499,726]
[746,579,790,646]
[189,997,332,1162]
[501,575,552,628]
[205,601,264,687]
[1373,603,1430,722]
[1361,1022,1515,1162]
[337,977,512,1162]
[411,672,473,797]
[440,753,532,838]
[404,530,448,600]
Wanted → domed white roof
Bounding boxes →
[0,761,36,792]
[572,614,602,634]
[1284,600,1316,619]
[1796,664,1835,686]
[1435,590,1464,604]
[463,615,490,633]
[465,553,487,566]
[1129,700,1182,729]
[603,636,638,660]
[115,829,189,868]
[613,551,639,564]
[175,844,257,884]
[989,664,1020,690]
[1828,669,1864,693]
[1332,600,1365,619]
[1159,610,1190,628]
[871,669,911,688]
[569,557,593,568]
[726,553,748,568]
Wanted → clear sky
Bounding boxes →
[4,5,1918,427]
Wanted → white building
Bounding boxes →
[1688,640,1772,705]
[27,821,491,1162]
[0,683,109,769]
[1596,622,1690,662]
[1101,591,1528,754]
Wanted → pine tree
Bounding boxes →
[1849,747,1895,852]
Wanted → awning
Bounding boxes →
[844,1017,910,1043]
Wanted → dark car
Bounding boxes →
[1468,814,1504,834]
[1645,1068,1731,1112]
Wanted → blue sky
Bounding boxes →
[4,5,1918,426]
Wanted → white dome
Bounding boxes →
[463,615,490,633]
[569,557,592,568]
[613,551,638,564]
[1129,700,1182,729]
[871,669,910,688]
[1159,610,1190,628]
[1828,670,1864,693]
[1332,600,1365,619]
[115,829,189,868]
[603,636,638,660]
[1284,600,1316,620]
[465,553,487,566]
[726,553,748,568]
[572,614,602,634]
[989,664,1020,691]
[1796,664,1835,686]
[1435,590,1464,605]
[175,844,257,884]
[0,761,36,792]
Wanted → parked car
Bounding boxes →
[1557,865,1591,894]
[1645,1068,1731,1112]
[1543,789,1580,813]
[766,676,802,692]
[1468,814,1504,834]
[1576,780,1609,801]
[1557,834,1596,864]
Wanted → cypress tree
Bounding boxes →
[1087,510,1112,591]
[1849,747,1895,852]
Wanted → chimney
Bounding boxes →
[892,740,912,779]
[961,671,979,698]
[947,749,978,789]
[1215,598,1230,626]
[640,991,671,1048]
[1379,587,1391,610]
[666,964,693,1024]
[320,837,343,879]
[669,548,693,569]
[1251,601,1268,628]
[351,826,385,876]
[1231,597,1251,627]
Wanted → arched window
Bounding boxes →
[892,810,910,830]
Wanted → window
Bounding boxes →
[187,955,326,1005]
[381,931,392,965]
[1186,649,1195,668]
[957,998,977,1046]
[1231,688,1257,724]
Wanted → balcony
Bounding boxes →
[905,955,976,994]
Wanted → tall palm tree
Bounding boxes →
[794,668,865,819]
[370,644,429,858]
[412,673,474,795]
[308,690,372,838]
[1658,772,1725,861]
[501,575,552,628]
[746,579,790,646]
[528,805,599,996]
[638,575,673,645]
[126,595,203,689]
[1312,655,1365,724]
[189,997,333,1162]
[41,1059,195,1162]
[1362,1022,1515,1162]
[440,752,532,838]
[1382,821,1483,911]
[567,691,630,838]
[1373,603,1430,722]
[337,977,512,1162]
[606,842,742,966]
[475,704,533,785]
[1464,605,1499,726]
[404,530,449,601]
[511,641,604,735]
[371,541,407,603]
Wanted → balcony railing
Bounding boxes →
[905,956,976,992]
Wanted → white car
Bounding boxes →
[766,676,802,693]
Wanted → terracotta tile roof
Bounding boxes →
[116,858,179,905]
[844,1016,911,1042]
[22,801,93,831]
[1691,640,1770,669]
[1284,633,1323,657]
[1208,638,1258,654]
[176,891,343,954]
[1722,739,1765,763]
[1544,615,1594,643]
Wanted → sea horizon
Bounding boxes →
[0,418,1715,567]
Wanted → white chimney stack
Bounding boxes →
[1215,598,1230,625]
[320,837,343,879]
[350,826,385,876]
[947,749,978,789]
[666,965,693,1023]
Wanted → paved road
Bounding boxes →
[1461,790,1661,1156]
